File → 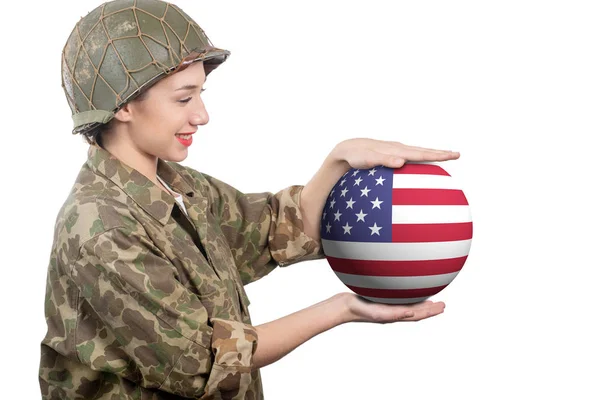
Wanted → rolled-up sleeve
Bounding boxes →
[200,172,325,285]
[72,226,258,398]
[202,319,258,395]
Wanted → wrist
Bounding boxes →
[331,292,356,324]
[327,145,350,172]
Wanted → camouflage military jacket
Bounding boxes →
[40,144,324,399]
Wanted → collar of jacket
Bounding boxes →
[86,143,198,226]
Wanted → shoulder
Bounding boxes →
[52,171,142,263]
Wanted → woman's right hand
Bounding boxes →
[338,292,446,323]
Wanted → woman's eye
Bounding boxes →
[178,88,206,104]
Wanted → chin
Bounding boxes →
[167,149,188,163]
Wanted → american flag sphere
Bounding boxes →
[320,162,472,304]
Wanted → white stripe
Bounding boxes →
[392,173,461,190]
[321,239,471,261]
[334,271,459,289]
[360,295,432,304]
[392,205,472,224]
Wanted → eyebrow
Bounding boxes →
[175,84,198,91]
[174,80,206,92]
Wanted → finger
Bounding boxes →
[377,301,443,322]
[403,300,435,308]
[383,140,456,154]
[379,151,454,169]
[402,301,442,314]
[404,303,445,321]
[406,145,457,154]
[396,148,459,162]
[378,144,443,159]
[374,148,458,168]
[411,147,460,159]
[387,301,436,320]
[393,301,441,317]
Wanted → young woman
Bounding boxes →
[40,1,460,398]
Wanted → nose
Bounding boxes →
[189,99,209,126]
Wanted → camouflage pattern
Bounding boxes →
[39,144,325,399]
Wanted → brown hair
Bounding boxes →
[81,51,206,148]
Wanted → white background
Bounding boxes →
[1,0,599,398]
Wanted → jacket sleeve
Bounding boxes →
[200,172,325,285]
[72,225,258,399]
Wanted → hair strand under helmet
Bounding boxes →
[62,0,231,136]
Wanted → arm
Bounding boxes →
[198,171,325,285]
[252,293,350,369]
[252,290,449,370]
[299,151,350,242]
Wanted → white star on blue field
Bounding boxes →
[320,166,394,243]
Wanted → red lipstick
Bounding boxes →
[175,132,194,147]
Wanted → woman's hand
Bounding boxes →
[320,139,455,322]
[300,137,460,243]
[330,137,460,170]
[337,292,445,323]
[325,138,455,323]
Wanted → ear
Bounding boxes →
[113,102,134,123]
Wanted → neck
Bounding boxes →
[102,137,159,184]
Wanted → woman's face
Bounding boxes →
[118,60,209,162]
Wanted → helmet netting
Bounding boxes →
[62,0,228,135]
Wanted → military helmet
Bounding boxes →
[62,0,231,136]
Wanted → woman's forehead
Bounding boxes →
[165,62,207,89]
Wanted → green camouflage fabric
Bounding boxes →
[39,144,325,399]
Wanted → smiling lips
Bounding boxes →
[176,132,194,146]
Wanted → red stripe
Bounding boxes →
[392,222,472,242]
[392,188,468,205]
[328,256,467,276]
[395,164,450,176]
[346,284,447,298]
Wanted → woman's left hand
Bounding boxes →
[299,138,460,243]
[330,137,460,169]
